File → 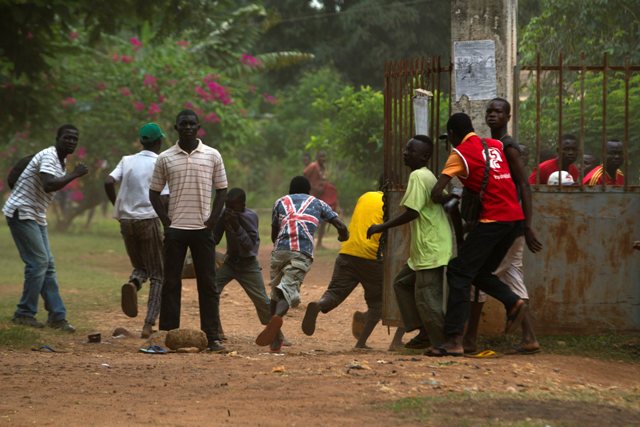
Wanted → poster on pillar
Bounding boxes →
[454,40,497,101]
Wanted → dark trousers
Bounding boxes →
[444,221,523,337]
[320,254,383,316]
[160,228,220,343]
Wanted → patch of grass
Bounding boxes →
[480,333,640,363]
[0,325,41,348]
[389,391,640,426]
[0,214,130,346]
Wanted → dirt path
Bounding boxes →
[1,243,639,426]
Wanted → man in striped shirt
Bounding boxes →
[149,110,228,353]
[3,124,88,332]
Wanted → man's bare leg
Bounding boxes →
[388,327,405,351]
[519,301,540,351]
[354,310,381,349]
[463,301,484,354]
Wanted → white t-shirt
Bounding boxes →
[2,147,65,226]
[109,150,168,220]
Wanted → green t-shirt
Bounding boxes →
[400,167,453,270]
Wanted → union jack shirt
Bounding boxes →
[272,193,338,258]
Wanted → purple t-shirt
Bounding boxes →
[272,193,337,258]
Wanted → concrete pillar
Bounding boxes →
[451,0,517,136]
[450,0,518,336]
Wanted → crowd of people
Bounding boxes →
[3,102,637,355]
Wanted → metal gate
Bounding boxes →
[382,54,640,333]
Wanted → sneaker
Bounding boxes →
[207,340,226,353]
[12,316,45,328]
[48,319,76,333]
[121,282,138,318]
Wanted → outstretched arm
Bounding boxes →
[367,208,418,239]
[40,164,89,193]
[329,216,349,241]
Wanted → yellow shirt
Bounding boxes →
[340,191,383,260]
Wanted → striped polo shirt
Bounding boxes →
[150,140,227,230]
[3,147,66,226]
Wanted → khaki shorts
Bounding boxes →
[269,250,313,308]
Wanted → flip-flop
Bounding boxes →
[256,315,283,346]
[464,349,500,358]
[31,345,59,353]
[424,347,464,357]
[139,345,168,354]
[121,282,138,318]
[507,346,541,355]
[505,301,528,334]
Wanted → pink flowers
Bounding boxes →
[148,103,161,115]
[176,40,190,48]
[184,101,195,109]
[143,74,157,88]
[263,93,278,105]
[69,191,85,203]
[196,76,232,105]
[204,112,220,123]
[130,37,143,50]
[112,53,133,64]
[240,53,261,67]
[96,82,107,91]
[197,128,206,137]
[75,147,87,160]
[133,101,145,112]
[62,97,77,108]
[119,87,132,97]
[69,32,78,41]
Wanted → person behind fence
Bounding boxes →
[104,123,167,339]
[149,109,228,353]
[463,98,542,356]
[582,140,624,186]
[213,188,288,346]
[582,153,599,176]
[256,176,349,352]
[528,134,579,184]
[304,150,341,249]
[367,135,453,351]
[429,112,528,357]
[3,124,88,332]
[301,180,390,349]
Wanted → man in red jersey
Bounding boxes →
[529,135,579,184]
[427,113,528,357]
[582,140,624,186]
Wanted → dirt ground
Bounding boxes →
[1,241,639,426]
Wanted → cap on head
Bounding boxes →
[547,171,575,185]
[139,123,165,145]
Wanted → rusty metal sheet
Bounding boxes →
[524,189,640,333]
[381,191,411,327]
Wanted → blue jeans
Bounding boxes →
[6,213,67,322]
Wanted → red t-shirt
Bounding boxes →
[529,158,579,184]
[582,165,624,186]
[453,134,524,222]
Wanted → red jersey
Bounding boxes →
[529,158,579,184]
[454,134,524,222]
[582,165,624,186]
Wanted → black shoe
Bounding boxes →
[12,316,45,328]
[47,319,76,333]
[302,301,321,336]
[207,340,226,353]
[121,282,138,318]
